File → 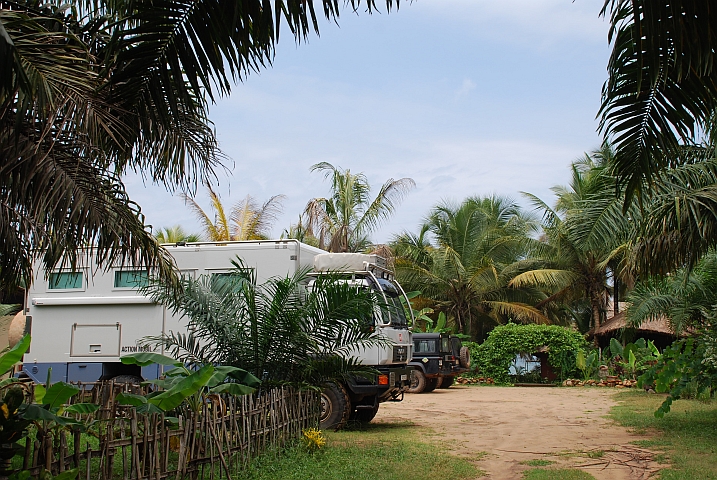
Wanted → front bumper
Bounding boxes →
[347,366,412,402]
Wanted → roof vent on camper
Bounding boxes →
[176,241,186,246]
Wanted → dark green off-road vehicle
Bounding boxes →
[408,333,471,393]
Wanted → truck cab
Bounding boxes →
[310,253,413,429]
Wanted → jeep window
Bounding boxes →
[441,337,451,353]
[414,339,437,354]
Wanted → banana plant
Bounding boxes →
[116,353,260,414]
[576,349,599,380]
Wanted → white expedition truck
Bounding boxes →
[21,239,413,428]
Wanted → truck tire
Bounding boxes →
[424,377,439,393]
[320,382,351,430]
[459,346,471,368]
[408,369,428,394]
[438,376,455,389]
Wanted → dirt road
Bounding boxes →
[375,385,660,480]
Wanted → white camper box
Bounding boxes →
[23,240,323,383]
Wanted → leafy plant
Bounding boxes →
[639,331,716,418]
[470,323,588,383]
[607,338,661,379]
[575,349,599,380]
[117,352,260,414]
[141,260,385,387]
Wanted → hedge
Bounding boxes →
[467,323,589,384]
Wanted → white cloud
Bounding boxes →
[454,78,476,99]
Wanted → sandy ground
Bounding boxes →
[376,385,661,480]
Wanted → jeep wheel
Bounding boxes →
[320,382,351,430]
[408,369,427,393]
[438,376,455,389]
[459,346,471,368]
[424,377,439,393]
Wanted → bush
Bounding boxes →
[470,323,588,384]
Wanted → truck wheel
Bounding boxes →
[424,377,439,393]
[351,403,379,424]
[438,376,455,389]
[459,346,471,368]
[320,382,351,430]
[408,369,427,394]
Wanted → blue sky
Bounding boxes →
[125,0,612,243]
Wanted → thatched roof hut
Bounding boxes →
[588,311,686,349]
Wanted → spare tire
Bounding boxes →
[459,346,471,368]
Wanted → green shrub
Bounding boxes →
[470,323,588,383]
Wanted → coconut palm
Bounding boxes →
[0,1,395,289]
[154,226,202,244]
[516,145,637,331]
[281,215,320,247]
[304,162,415,253]
[142,259,384,386]
[394,196,549,342]
[625,252,717,335]
[182,186,284,241]
[599,0,717,204]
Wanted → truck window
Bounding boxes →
[49,271,83,290]
[211,270,252,291]
[114,270,149,289]
[385,294,408,327]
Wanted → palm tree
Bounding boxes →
[516,145,637,332]
[182,186,284,241]
[304,162,415,253]
[625,252,717,335]
[394,195,549,342]
[142,259,384,387]
[281,215,320,247]
[0,1,396,289]
[599,0,717,204]
[154,226,202,244]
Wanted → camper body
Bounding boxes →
[24,240,323,383]
[24,240,412,427]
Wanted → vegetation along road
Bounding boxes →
[377,386,660,480]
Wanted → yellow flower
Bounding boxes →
[302,428,326,453]
[1,404,9,419]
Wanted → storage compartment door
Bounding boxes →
[70,323,121,357]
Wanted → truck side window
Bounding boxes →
[114,270,149,289]
[49,271,83,290]
[211,270,252,290]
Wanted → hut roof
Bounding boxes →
[590,311,682,337]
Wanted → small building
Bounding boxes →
[587,311,685,350]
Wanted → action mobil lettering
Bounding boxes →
[121,345,153,353]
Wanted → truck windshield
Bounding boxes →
[373,278,409,328]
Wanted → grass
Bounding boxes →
[519,459,555,467]
[523,468,595,479]
[234,420,482,480]
[611,390,717,479]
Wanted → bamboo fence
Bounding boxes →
[10,382,319,479]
